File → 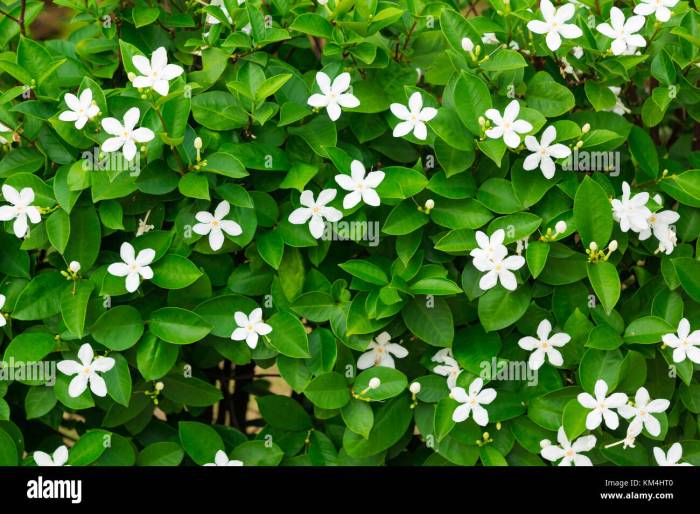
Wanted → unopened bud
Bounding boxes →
[155,381,164,391]
[68,261,81,273]
[589,241,598,251]
[608,240,618,252]
[555,220,567,234]
[461,37,474,53]
[424,199,435,210]
[194,137,202,150]
[581,123,590,134]
[409,382,421,394]
[368,377,381,389]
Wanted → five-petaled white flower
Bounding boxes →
[307,72,359,121]
[634,0,678,23]
[618,387,669,437]
[471,230,525,291]
[540,427,596,466]
[450,378,496,426]
[107,241,155,293]
[662,318,700,364]
[357,331,408,369]
[612,181,651,233]
[389,92,438,141]
[59,89,99,129]
[0,185,41,238]
[523,126,571,179]
[204,450,244,466]
[131,47,184,96]
[484,100,533,148]
[334,160,384,209]
[577,379,628,430]
[596,7,647,56]
[193,200,242,251]
[288,189,343,239]
[518,319,571,370]
[230,308,272,349]
[33,445,69,467]
[433,356,462,389]
[0,294,6,328]
[470,229,507,263]
[101,107,155,162]
[527,0,583,51]
[57,343,115,398]
[653,443,693,466]
[639,209,679,255]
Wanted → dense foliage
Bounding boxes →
[0,0,700,467]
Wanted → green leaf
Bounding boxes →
[178,421,224,465]
[60,280,94,339]
[478,287,531,332]
[587,261,620,315]
[402,297,454,347]
[257,395,311,431]
[573,176,613,248]
[304,372,350,409]
[266,311,310,358]
[151,254,203,289]
[623,316,673,344]
[91,306,144,351]
[148,307,212,345]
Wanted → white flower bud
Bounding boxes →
[368,377,381,389]
[589,241,598,251]
[554,220,567,234]
[461,37,474,53]
[424,199,435,210]
[194,137,203,150]
[155,381,164,391]
[68,261,81,273]
[581,123,590,134]
[409,382,421,394]
[608,240,618,252]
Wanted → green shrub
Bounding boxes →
[0,0,699,467]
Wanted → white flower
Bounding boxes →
[540,427,596,466]
[653,443,693,466]
[58,89,99,129]
[450,378,496,426]
[357,331,408,369]
[471,230,525,291]
[482,33,499,44]
[57,343,115,398]
[572,46,584,58]
[230,308,272,349]
[596,7,647,56]
[433,356,462,389]
[618,387,669,437]
[461,37,474,52]
[634,0,678,23]
[432,348,454,363]
[612,181,652,233]
[638,209,679,255]
[334,160,384,209]
[0,184,41,238]
[523,126,571,179]
[288,189,343,239]
[662,318,700,364]
[389,92,437,141]
[0,294,5,328]
[33,445,69,467]
[527,0,583,51]
[577,379,628,430]
[484,100,533,148]
[307,71,359,121]
[0,122,11,144]
[605,86,631,116]
[470,229,507,264]
[107,242,155,293]
[518,319,570,370]
[131,47,184,96]
[193,200,242,251]
[204,450,244,466]
[101,107,155,162]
